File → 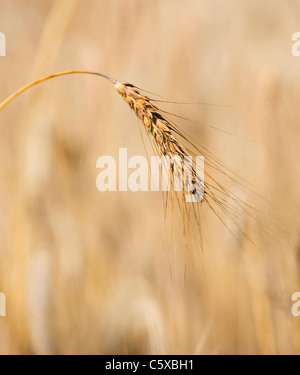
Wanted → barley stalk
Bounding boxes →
[0,70,262,243]
[0,71,203,201]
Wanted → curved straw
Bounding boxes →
[0,70,117,111]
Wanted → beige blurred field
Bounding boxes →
[0,0,300,355]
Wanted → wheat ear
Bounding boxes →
[1,70,264,244]
[0,71,204,201]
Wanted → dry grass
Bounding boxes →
[0,0,299,355]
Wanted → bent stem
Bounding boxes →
[0,69,267,248]
[0,70,116,111]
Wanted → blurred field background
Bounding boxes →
[0,0,300,355]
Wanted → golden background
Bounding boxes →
[0,0,300,355]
